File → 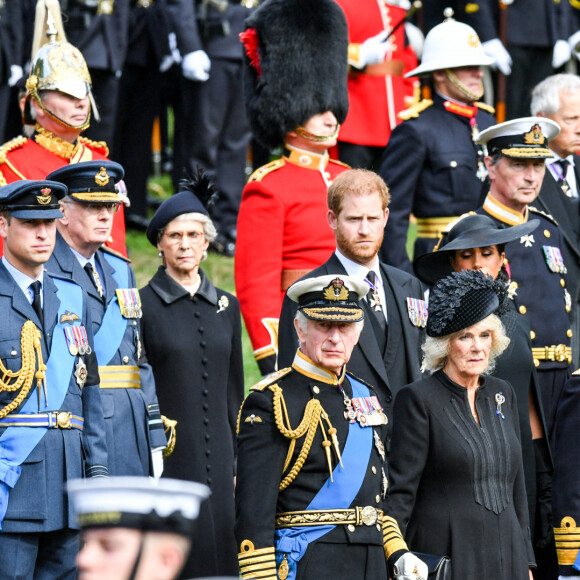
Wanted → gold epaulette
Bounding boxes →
[398,99,433,121]
[475,101,496,115]
[330,158,351,169]
[0,136,27,164]
[250,368,292,392]
[248,159,285,182]
[78,136,109,157]
[529,205,559,227]
[100,245,131,263]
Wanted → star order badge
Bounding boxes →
[520,234,534,247]
[75,359,87,389]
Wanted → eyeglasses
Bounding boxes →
[163,230,205,244]
[84,203,120,215]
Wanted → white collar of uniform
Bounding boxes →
[292,349,345,385]
[334,249,381,287]
[482,193,529,226]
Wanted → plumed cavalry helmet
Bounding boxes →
[240,0,349,149]
[24,0,97,130]
[405,8,494,78]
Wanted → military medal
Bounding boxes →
[565,288,572,313]
[373,430,386,462]
[75,359,88,389]
[64,326,91,356]
[520,234,535,247]
[351,396,388,426]
[406,297,428,328]
[365,277,382,312]
[381,467,388,499]
[116,288,143,319]
[542,245,567,274]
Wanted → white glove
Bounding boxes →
[182,50,211,82]
[482,38,512,75]
[569,30,580,60]
[151,447,164,480]
[553,39,572,69]
[405,22,424,60]
[359,30,390,68]
[393,552,429,580]
[8,65,23,88]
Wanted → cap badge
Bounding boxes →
[467,32,480,48]
[36,188,52,205]
[323,277,349,302]
[95,167,110,187]
[524,124,545,145]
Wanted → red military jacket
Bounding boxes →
[235,146,349,375]
[336,0,418,147]
[0,129,127,256]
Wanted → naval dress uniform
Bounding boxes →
[235,352,410,580]
[335,0,418,169]
[552,369,580,576]
[277,251,426,437]
[47,234,166,476]
[0,129,127,256]
[0,260,108,579]
[235,147,349,375]
[478,195,573,440]
[378,93,496,273]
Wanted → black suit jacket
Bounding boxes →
[536,159,580,305]
[278,253,425,438]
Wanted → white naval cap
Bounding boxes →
[67,477,210,536]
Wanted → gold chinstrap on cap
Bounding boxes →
[500,146,553,158]
[301,306,363,320]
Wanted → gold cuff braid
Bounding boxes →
[383,515,408,558]
[238,541,278,580]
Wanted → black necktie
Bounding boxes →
[555,159,572,197]
[30,281,43,326]
[84,262,105,300]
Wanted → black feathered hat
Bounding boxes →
[427,270,509,337]
[146,169,217,246]
[240,0,349,149]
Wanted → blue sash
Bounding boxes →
[275,376,374,580]
[94,252,128,365]
[0,278,83,526]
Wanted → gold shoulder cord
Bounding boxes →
[270,385,341,491]
[161,415,177,457]
[0,321,46,417]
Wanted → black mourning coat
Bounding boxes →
[389,371,535,579]
[140,266,244,578]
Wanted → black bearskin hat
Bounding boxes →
[241,0,349,149]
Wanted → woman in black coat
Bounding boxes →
[388,270,535,579]
[140,174,244,579]
[413,214,553,556]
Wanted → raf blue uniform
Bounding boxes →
[48,234,166,476]
[478,197,572,440]
[0,261,108,579]
[378,93,496,273]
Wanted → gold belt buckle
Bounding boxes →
[57,412,72,429]
[356,506,378,526]
[554,344,567,362]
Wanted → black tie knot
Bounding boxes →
[556,159,570,176]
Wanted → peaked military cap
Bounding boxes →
[46,161,123,204]
[476,117,560,159]
[288,274,368,322]
[67,476,210,536]
[0,179,67,219]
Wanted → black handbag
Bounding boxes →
[412,552,451,580]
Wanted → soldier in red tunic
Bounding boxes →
[235,0,351,375]
[0,6,126,257]
[336,0,419,170]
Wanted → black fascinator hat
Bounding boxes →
[427,269,509,337]
[146,168,217,246]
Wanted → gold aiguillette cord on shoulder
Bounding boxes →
[0,321,46,417]
[270,384,342,491]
